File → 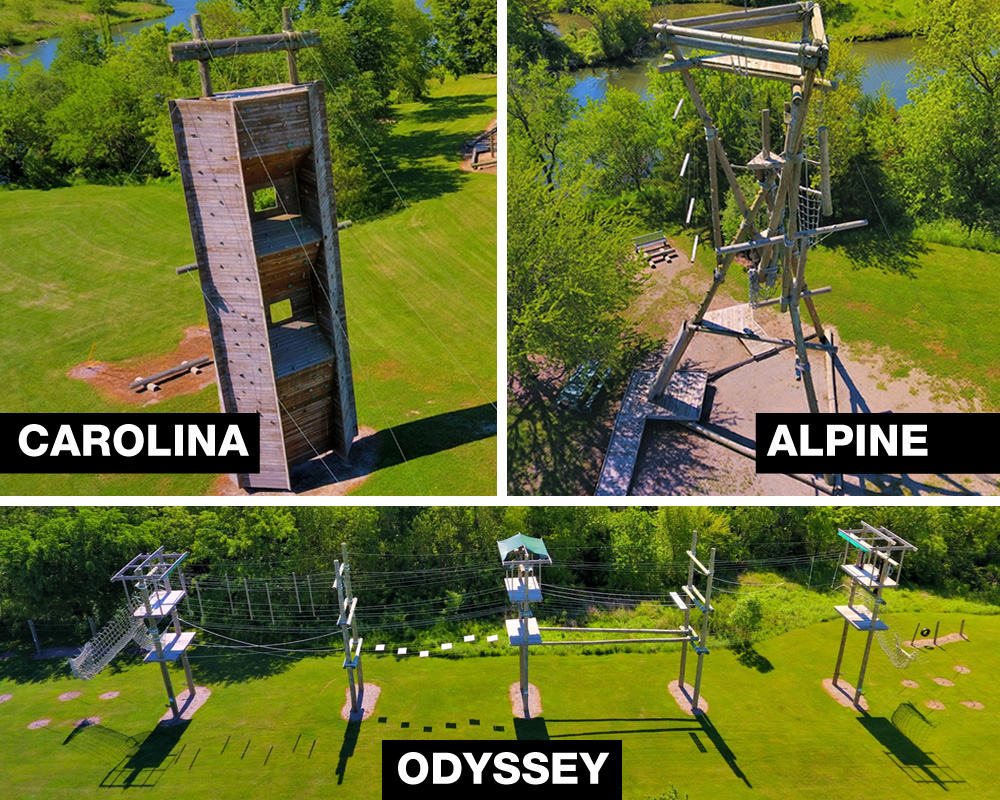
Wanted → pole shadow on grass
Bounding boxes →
[291,402,496,492]
[857,714,964,788]
[186,649,307,685]
[94,720,191,788]
[336,719,361,784]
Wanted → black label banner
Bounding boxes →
[382,741,622,794]
[756,413,996,474]
[1,413,261,473]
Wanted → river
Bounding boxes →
[565,3,924,108]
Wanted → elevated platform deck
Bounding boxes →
[144,631,196,662]
[703,304,776,357]
[834,604,889,631]
[268,319,334,379]
[132,590,185,619]
[505,576,542,603]
[252,215,322,258]
[842,563,897,589]
[596,369,708,496]
[505,617,542,646]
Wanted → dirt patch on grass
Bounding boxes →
[341,683,381,722]
[158,686,211,725]
[0,693,12,703]
[28,719,51,729]
[509,682,542,719]
[954,665,971,674]
[58,691,81,702]
[901,680,920,689]
[926,700,946,710]
[214,425,379,496]
[910,632,968,648]
[99,691,120,700]
[961,701,984,709]
[669,680,708,716]
[933,677,955,687]
[822,678,868,711]
[68,326,216,406]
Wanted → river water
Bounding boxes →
[565,3,923,107]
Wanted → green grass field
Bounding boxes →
[0,0,171,47]
[0,74,496,495]
[1,610,997,798]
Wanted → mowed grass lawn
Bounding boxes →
[0,73,496,496]
[1,611,997,799]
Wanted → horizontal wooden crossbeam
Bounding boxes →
[168,30,320,63]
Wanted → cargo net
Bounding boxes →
[799,184,822,248]
[69,594,154,680]
[748,256,781,308]
[876,627,924,670]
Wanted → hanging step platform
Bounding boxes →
[841,563,898,589]
[132,590,186,618]
[505,617,542,646]
[143,631,196,662]
[505,576,542,603]
[834,604,889,631]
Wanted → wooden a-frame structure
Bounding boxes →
[649,2,867,414]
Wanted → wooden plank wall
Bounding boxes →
[170,98,291,491]
[303,80,358,457]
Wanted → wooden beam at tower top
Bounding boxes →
[665,2,807,30]
[168,28,321,62]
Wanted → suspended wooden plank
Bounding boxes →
[169,30,321,62]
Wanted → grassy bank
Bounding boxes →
[0,0,171,48]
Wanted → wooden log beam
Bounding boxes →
[656,3,806,30]
[656,21,826,59]
[169,29,321,62]
[715,220,868,255]
[692,322,837,352]
[129,355,213,390]
[699,12,807,34]
[658,33,822,70]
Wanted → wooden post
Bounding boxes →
[307,574,315,616]
[292,572,302,613]
[807,555,815,588]
[225,574,234,615]
[911,622,920,647]
[342,543,363,694]
[142,582,180,718]
[28,619,42,656]
[195,580,204,619]
[832,580,857,686]
[819,126,833,216]
[282,7,299,85]
[190,14,213,98]
[265,581,275,625]
[960,618,966,638]
[933,620,940,646]
[678,530,698,689]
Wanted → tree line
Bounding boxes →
[1,505,997,643]
[0,0,497,220]
[507,0,1000,384]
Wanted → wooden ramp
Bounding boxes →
[596,369,707,496]
[703,304,776,357]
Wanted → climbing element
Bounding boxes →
[68,595,153,680]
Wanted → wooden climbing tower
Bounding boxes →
[649,2,867,414]
[168,9,357,491]
[831,523,917,704]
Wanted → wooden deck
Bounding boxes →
[703,304,776,357]
[596,369,708,496]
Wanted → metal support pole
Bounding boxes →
[244,578,253,621]
[28,619,41,656]
[181,652,196,698]
[832,619,850,687]
[265,582,275,625]
[179,570,192,616]
[342,543,363,694]
[292,572,302,613]
[307,574,315,616]
[854,626,877,704]
[196,580,204,619]
[807,555,815,588]
[226,574,234,615]
[679,531,698,689]
[520,641,530,718]
[334,559,358,713]
[692,546,716,711]
[143,582,179,718]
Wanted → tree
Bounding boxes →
[508,0,570,69]
[430,0,497,75]
[508,59,575,185]
[728,594,763,647]
[507,145,645,381]
[567,0,650,64]
[567,85,660,195]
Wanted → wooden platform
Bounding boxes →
[834,604,889,631]
[132,590,185,618]
[703,304,776,357]
[506,617,542,646]
[505,576,542,603]
[841,564,898,589]
[143,631,196,662]
[596,369,708,496]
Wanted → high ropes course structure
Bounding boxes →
[67,525,918,723]
[598,2,867,497]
